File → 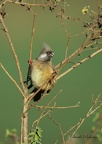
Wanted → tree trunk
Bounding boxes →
[21,97,28,143]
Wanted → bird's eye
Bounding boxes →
[47,51,54,57]
[46,51,52,54]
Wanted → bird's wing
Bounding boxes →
[25,60,33,88]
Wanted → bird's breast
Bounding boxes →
[31,61,53,89]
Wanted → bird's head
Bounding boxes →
[38,43,54,62]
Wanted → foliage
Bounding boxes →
[28,127,43,144]
[5,129,20,144]
[92,111,102,142]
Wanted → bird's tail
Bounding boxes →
[31,88,44,101]
[31,88,50,101]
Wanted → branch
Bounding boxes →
[55,30,100,71]
[27,71,57,104]
[33,102,80,110]
[0,63,24,96]
[31,90,63,129]
[10,0,52,7]
[0,14,26,93]
[29,0,37,60]
[32,109,52,127]
[48,115,65,144]
[57,48,102,80]
[65,95,102,143]
[0,0,52,9]
[0,0,8,9]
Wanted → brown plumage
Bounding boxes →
[27,43,56,101]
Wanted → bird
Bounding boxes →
[26,43,56,101]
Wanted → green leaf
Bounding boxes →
[82,6,90,15]
[5,129,10,137]
[92,112,99,122]
[92,126,95,131]
[34,134,39,141]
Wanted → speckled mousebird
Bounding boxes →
[26,43,56,101]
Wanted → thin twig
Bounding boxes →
[61,19,70,59]
[47,89,62,105]
[25,89,62,113]
[0,63,24,96]
[0,14,26,93]
[29,0,37,60]
[31,90,63,129]
[65,38,70,59]
[66,95,102,143]
[70,23,98,38]
[48,114,65,144]
[97,0,100,15]
[0,0,8,9]
[55,30,100,71]
[57,48,102,80]
[33,102,80,109]
[0,0,51,8]
[32,109,52,127]
[55,37,90,70]
[27,71,57,104]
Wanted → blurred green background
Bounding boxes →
[0,0,102,143]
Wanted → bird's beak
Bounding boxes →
[51,52,54,57]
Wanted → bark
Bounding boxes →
[21,97,28,144]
